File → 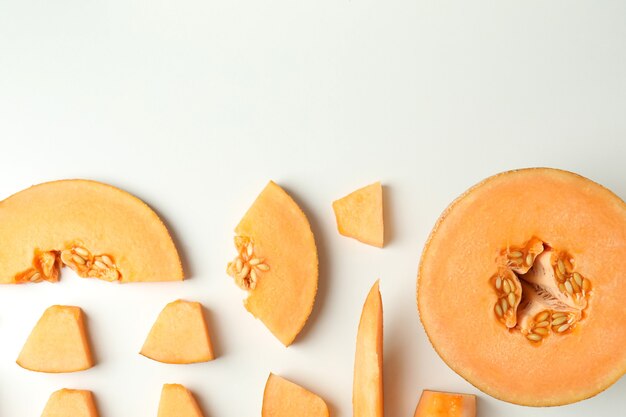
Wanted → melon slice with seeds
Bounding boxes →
[353,280,383,417]
[413,390,476,417]
[0,179,183,284]
[40,389,99,417]
[226,181,319,346]
[333,182,384,247]
[262,373,329,417]
[17,305,93,373]
[157,384,204,417]
[141,300,214,364]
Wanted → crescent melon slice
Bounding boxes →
[353,280,383,417]
[413,390,476,417]
[226,181,319,346]
[0,179,183,283]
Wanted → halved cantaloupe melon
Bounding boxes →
[333,182,384,247]
[0,179,183,283]
[353,280,383,417]
[17,305,93,373]
[141,299,214,364]
[157,384,204,417]
[40,389,99,417]
[226,181,318,346]
[262,373,329,417]
[418,168,626,406]
[413,390,476,417]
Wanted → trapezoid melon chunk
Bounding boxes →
[333,182,384,248]
[413,390,476,417]
[226,181,319,346]
[262,373,329,417]
[141,299,214,364]
[353,280,383,417]
[17,305,93,373]
[157,384,204,417]
[40,389,99,417]
[0,179,183,284]
[418,168,626,406]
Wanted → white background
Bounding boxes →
[1,0,626,416]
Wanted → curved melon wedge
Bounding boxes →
[141,300,215,364]
[17,305,93,373]
[0,179,183,284]
[226,181,319,346]
[157,384,204,417]
[353,280,383,417]
[40,389,99,417]
[262,373,329,417]
[414,390,476,417]
[333,182,384,247]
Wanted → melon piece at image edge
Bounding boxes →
[141,299,215,364]
[40,389,99,417]
[226,181,319,346]
[17,305,93,373]
[332,182,384,248]
[353,280,383,417]
[262,373,329,417]
[418,168,626,406]
[157,384,204,417]
[413,390,476,417]
[0,179,183,284]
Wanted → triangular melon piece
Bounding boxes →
[413,390,476,417]
[262,373,329,417]
[157,384,204,417]
[333,182,384,248]
[353,280,383,417]
[40,389,99,417]
[141,300,214,364]
[17,305,93,373]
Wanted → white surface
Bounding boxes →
[1,0,625,416]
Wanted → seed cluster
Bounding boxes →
[525,311,577,343]
[492,240,593,345]
[226,237,269,290]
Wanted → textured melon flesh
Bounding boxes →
[40,389,99,417]
[413,390,475,417]
[262,373,329,417]
[157,384,204,417]
[141,300,214,364]
[17,305,93,373]
[0,180,183,283]
[226,181,319,346]
[333,182,384,247]
[353,281,383,417]
[418,168,626,406]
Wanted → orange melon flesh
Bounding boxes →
[262,373,329,417]
[228,181,319,346]
[40,389,99,417]
[413,390,476,417]
[353,280,383,417]
[333,182,384,247]
[0,179,183,283]
[418,168,626,406]
[157,384,204,417]
[141,300,214,364]
[17,305,93,373]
